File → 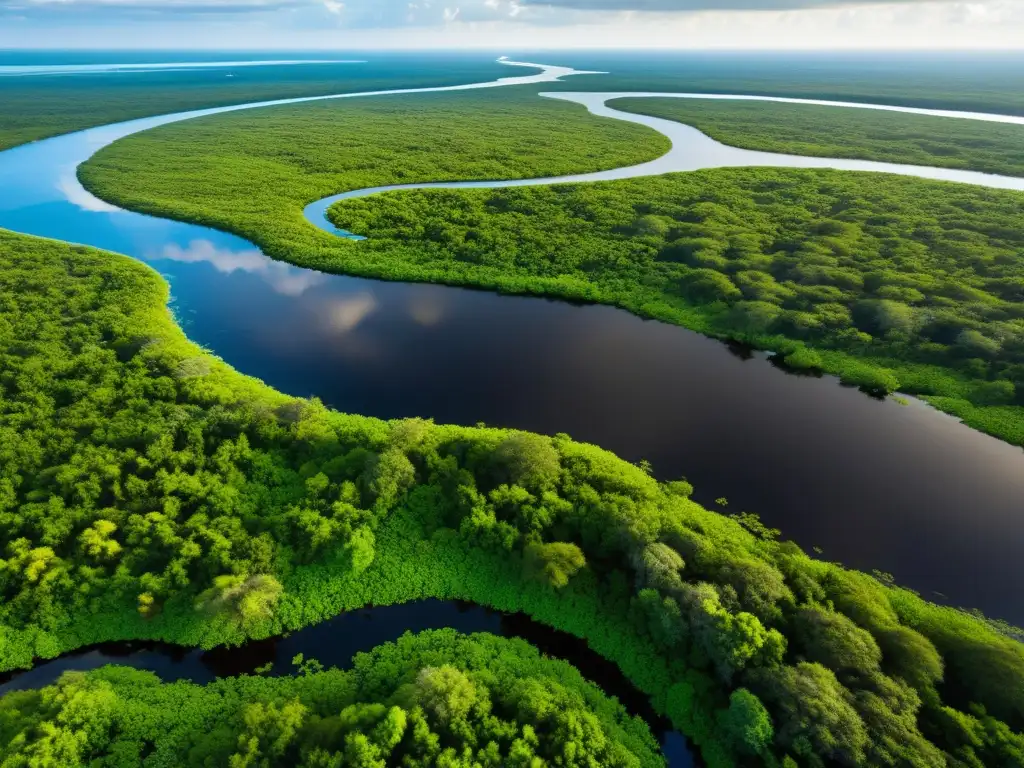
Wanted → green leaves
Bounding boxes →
[523,541,586,589]
[494,433,561,491]
[415,665,479,724]
[718,689,774,757]
[194,574,284,633]
[0,631,665,768]
[4,130,1024,767]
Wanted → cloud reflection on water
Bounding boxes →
[154,239,328,297]
[327,292,378,332]
[57,171,120,212]
[408,294,444,327]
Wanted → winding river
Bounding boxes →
[307,89,1024,233]
[0,600,694,766]
[0,55,1023,671]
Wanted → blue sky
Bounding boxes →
[0,0,1021,49]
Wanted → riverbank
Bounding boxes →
[76,86,1024,452]
[2,228,1023,767]
[0,629,670,767]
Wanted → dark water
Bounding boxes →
[16,241,968,628]
[162,255,1024,623]
[0,600,693,767]
[0,54,1021,627]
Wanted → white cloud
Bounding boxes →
[154,240,328,297]
[521,0,937,8]
[2,0,1021,47]
[57,170,121,212]
[0,0,306,14]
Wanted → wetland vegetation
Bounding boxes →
[325,170,1024,446]
[3,55,1024,768]
[551,51,1024,115]
[80,90,1024,447]
[2,226,1023,767]
[0,630,664,767]
[0,55,510,152]
[611,96,1024,178]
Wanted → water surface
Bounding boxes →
[307,90,1024,231]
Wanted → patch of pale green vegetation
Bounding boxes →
[78,86,669,280]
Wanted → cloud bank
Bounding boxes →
[1,0,303,10]
[522,0,932,9]
[1,0,1020,48]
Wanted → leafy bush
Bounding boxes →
[840,366,901,396]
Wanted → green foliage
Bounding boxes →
[414,665,478,724]
[839,366,901,396]
[0,630,666,768]
[718,689,773,756]
[363,448,416,511]
[78,86,666,268]
[0,58,517,151]
[1,225,1023,767]
[494,432,562,490]
[523,541,586,588]
[749,662,869,766]
[782,346,824,372]
[78,89,1024,446]
[793,606,883,677]
[195,574,284,634]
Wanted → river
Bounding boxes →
[0,61,1022,623]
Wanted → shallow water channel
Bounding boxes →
[0,600,695,766]
[0,61,1022,623]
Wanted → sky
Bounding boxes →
[0,0,1022,50]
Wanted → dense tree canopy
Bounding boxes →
[2,228,1024,767]
[326,170,1024,446]
[79,92,1024,446]
[0,630,664,767]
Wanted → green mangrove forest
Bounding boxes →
[79,89,1024,447]
[0,57,513,152]
[0,630,664,767]
[556,52,1024,115]
[2,226,1023,766]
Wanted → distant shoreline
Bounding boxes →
[0,59,367,77]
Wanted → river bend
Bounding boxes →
[306,90,1024,235]
[1,59,1023,622]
